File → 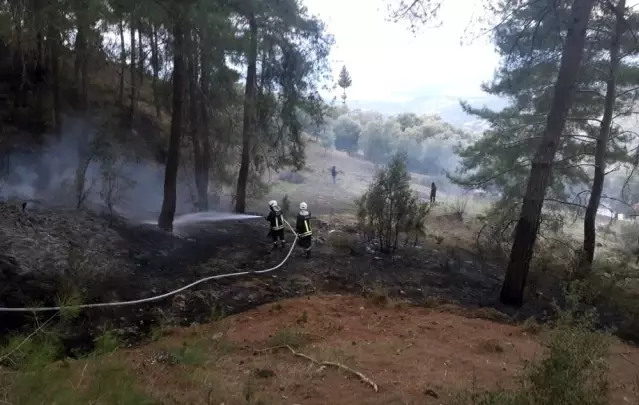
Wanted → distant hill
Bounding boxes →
[348,94,509,133]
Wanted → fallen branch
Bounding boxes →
[396,342,414,355]
[256,345,379,392]
[612,351,639,367]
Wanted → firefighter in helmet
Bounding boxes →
[266,200,286,249]
[296,202,313,258]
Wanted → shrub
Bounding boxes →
[619,221,639,252]
[99,148,136,222]
[450,194,469,221]
[402,197,431,247]
[455,302,610,405]
[355,152,424,253]
[278,170,306,184]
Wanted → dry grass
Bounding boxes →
[265,141,475,216]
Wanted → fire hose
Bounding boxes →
[0,219,299,312]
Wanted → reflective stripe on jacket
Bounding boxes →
[296,212,312,237]
[271,213,284,230]
[267,210,284,230]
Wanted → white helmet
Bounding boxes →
[268,200,278,208]
[299,202,308,211]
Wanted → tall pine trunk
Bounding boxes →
[33,0,45,131]
[128,13,137,127]
[151,25,161,117]
[235,14,258,213]
[580,0,626,273]
[47,17,61,133]
[158,10,185,232]
[118,20,125,107]
[138,24,144,90]
[12,3,25,108]
[198,37,211,211]
[186,28,206,211]
[73,2,88,111]
[500,0,597,307]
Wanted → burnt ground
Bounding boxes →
[0,208,554,356]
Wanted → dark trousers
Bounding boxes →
[298,236,312,250]
[299,235,312,257]
[270,229,285,245]
[430,193,436,203]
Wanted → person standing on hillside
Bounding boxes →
[331,165,337,184]
[430,182,437,204]
[296,202,313,258]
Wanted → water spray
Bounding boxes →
[140,210,263,229]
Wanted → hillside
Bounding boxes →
[3,132,639,404]
[261,140,455,214]
[2,296,639,404]
[348,94,509,133]
[3,0,639,402]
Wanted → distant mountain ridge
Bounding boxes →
[348,94,509,134]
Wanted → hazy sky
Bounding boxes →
[303,0,501,102]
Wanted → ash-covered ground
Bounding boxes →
[0,200,552,356]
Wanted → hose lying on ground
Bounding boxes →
[0,219,299,313]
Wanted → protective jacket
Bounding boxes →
[266,208,284,231]
[296,210,312,237]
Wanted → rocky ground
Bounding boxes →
[0,199,554,356]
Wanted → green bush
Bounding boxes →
[456,308,610,405]
[355,152,430,252]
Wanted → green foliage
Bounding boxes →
[85,364,157,405]
[55,288,84,322]
[319,128,335,150]
[337,65,352,91]
[456,309,610,405]
[356,152,427,253]
[324,106,465,174]
[361,120,396,164]
[333,115,362,153]
[337,65,352,104]
[169,344,206,366]
[267,327,310,348]
[0,321,155,405]
[0,332,61,370]
[4,361,157,405]
[0,0,335,211]
[93,330,121,356]
[450,0,639,205]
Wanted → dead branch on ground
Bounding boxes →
[254,345,379,392]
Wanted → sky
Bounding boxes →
[303,0,501,103]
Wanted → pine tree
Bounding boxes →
[337,65,352,105]
[448,0,639,306]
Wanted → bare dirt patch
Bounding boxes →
[114,295,639,405]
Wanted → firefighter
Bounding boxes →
[296,202,313,258]
[265,200,286,249]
